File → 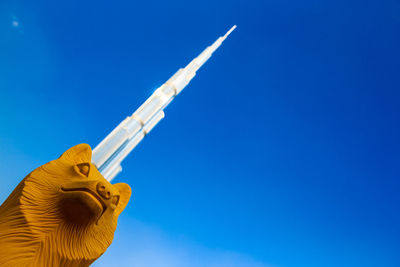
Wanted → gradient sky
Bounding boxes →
[1,0,400,266]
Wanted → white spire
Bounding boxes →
[224,25,237,38]
[92,26,236,181]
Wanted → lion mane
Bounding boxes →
[0,144,131,267]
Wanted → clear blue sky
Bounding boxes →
[1,0,399,266]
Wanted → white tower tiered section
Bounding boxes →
[92,25,236,181]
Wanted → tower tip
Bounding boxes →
[224,25,237,38]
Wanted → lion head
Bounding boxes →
[0,144,131,266]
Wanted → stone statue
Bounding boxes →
[0,144,131,266]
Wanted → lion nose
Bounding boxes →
[96,181,112,200]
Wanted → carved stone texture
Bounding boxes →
[0,144,131,267]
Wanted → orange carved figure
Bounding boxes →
[0,144,131,266]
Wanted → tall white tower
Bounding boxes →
[92,26,236,181]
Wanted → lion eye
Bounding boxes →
[75,163,91,177]
[112,195,120,206]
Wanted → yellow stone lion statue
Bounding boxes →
[0,144,131,266]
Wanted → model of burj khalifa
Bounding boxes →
[92,25,236,181]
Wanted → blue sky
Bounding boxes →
[1,0,400,266]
